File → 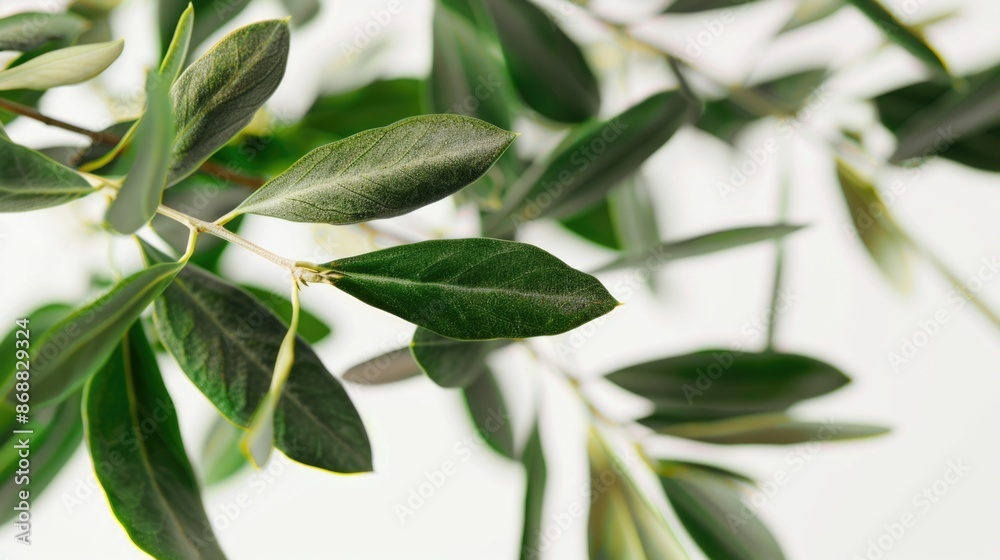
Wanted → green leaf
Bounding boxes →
[241,285,332,344]
[0,390,83,525]
[487,90,701,235]
[0,39,123,91]
[301,78,423,140]
[485,0,600,123]
[341,347,422,385]
[411,327,508,388]
[168,19,289,185]
[519,421,547,560]
[845,0,948,76]
[560,200,621,250]
[142,243,372,473]
[595,224,805,272]
[648,413,890,444]
[159,3,194,85]
[663,0,762,13]
[462,369,515,458]
[657,460,785,560]
[159,0,251,57]
[0,11,89,52]
[200,415,249,486]
[429,4,512,129]
[835,158,911,291]
[0,304,72,399]
[323,238,618,340]
[106,71,175,234]
[280,0,321,26]
[21,262,184,407]
[234,115,516,225]
[587,429,689,559]
[610,177,661,260]
[606,350,850,423]
[84,324,227,560]
[780,0,844,33]
[0,135,94,212]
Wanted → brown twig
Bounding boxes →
[0,97,267,189]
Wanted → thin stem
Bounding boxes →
[766,159,794,350]
[0,97,266,189]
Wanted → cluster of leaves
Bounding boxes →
[1,0,996,558]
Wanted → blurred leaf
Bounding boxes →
[649,413,890,444]
[240,285,332,344]
[143,243,372,473]
[158,0,252,57]
[106,71,175,234]
[487,89,701,235]
[0,304,73,401]
[200,415,248,486]
[411,327,508,388]
[595,224,804,272]
[158,3,194,85]
[0,39,123,90]
[608,350,850,423]
[519,421,547,560]
[280,0,321,26]
[168,19,289,185]
[657,460,785,560]
[235,115,516,225]
[663,0,762,13]
[610,177,662,260]
[301,78,423,139]
[84,324,226,559]
[845,0,948,76]
[21,262,183,407]
[0,136,94,212]
[0,12,89,52]
[463,369,515,458]
[780,0,844,33]
[485,0,600,123]
[323,238,619,340]
[342,347,422,385]
[560,200,621,250]
[835,158,911,291]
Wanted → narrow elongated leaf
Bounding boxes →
[21,262,183,407]
[159,0,251,58]
[241,285,332,344]
[168,19,289,184]
[487,90,701,235]
[0,304,72,400]
[595,224,805,272]
[845,0,948,76]
[0,39,123,91]
[836,159,911,291]
[411,327,508,388]
[106,71,175,234]
[485,0,599,122]
[159,3,194,85]
[0,136,94,212]
[560,200,621,250]
[780,0,843,33]
[658,461,784,560]
[234,115,516,225]
[142,243,372,473]
[610,178,661,259]
[0,12,89,52]
[463,369,515,458]
[519,421,547,560]
[607,350,850,423]
[323,238,618,340]
[84,324,226,560]
[342,347,422,385]
[663,0,761,13]
[201,416,249,486]
[648,413,889,444]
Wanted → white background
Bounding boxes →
[2,0,1000,558]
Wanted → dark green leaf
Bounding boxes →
[607,350,850,423]
[487,90,701,235]
[609,178,661,259]
[106,70,175,234]
[168,19,289,185]
[663,0,762,13]
[84,324,226,559]
[323,238,618,340]
[658,460,785,560]
[519,421,547,560]
[485,0,600,123]
[159,3,194,85]
[0,304,72,399]
[0,12,89,52]
[241,285,332,344]
[462,369,515,458]
[22,262,183,407]
[143,243,372,473]
[0,136,94,212]
[234,115,516,225]
[200,415,249,486]
[845,0,948,76]
[341,347,422,385]
[595,224,805,272]
[411,327,508,388]
[560,200,621,250]
[649,413,890,444]
[301,78,423,139]
[836,158,911,291]
[159,0,252,57]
